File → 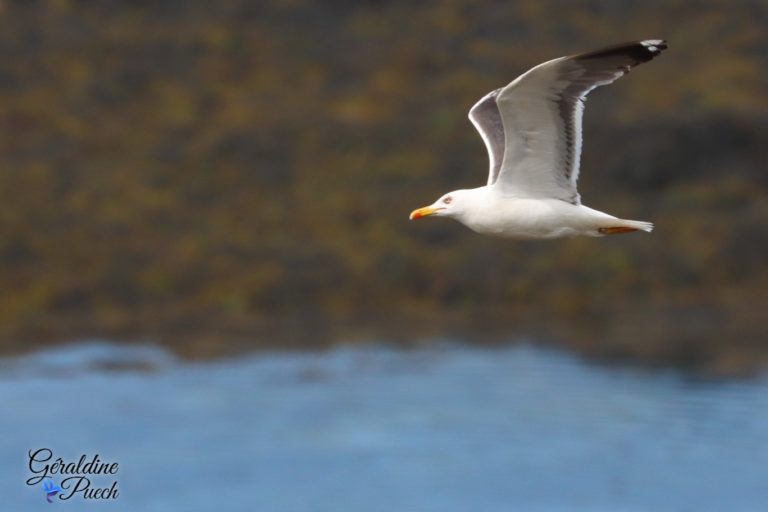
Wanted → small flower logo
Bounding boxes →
[41,478,62,503]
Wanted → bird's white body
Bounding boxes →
[410,39,666,239]
[431,186,652,239]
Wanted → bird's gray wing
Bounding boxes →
[468,88,505,186]
[494,39,667,204]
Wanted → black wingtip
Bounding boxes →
[639,39,668,55]
[574,39,668,64]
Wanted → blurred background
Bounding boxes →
[1,0,767,510]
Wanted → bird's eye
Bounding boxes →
[443,197,452,204]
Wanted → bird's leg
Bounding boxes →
[598,227,639,235]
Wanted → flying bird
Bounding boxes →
[409,40,667,239]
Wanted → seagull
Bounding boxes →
[409,40,667,239]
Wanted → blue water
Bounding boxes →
[1,342,767,511]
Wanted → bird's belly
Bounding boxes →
[462,200,590,239]
[468,220,579,239]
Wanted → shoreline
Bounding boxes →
[2,313,765,379]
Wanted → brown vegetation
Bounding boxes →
[0,0,766,375]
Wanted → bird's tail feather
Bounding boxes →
[622,219,654,232]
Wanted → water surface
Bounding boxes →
[1,342,766,511]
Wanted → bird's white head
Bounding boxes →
[409,189,476,221]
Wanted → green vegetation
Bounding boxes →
[0,0,766,375]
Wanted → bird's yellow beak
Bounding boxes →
[409,206,439,220]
